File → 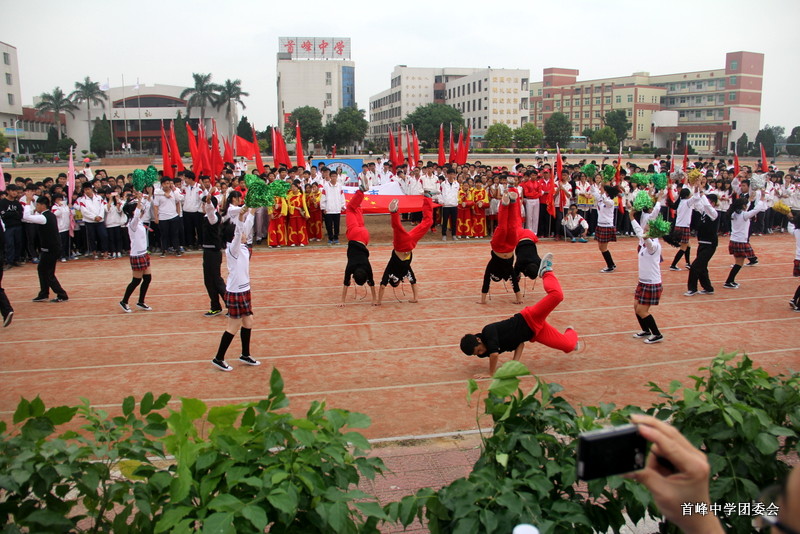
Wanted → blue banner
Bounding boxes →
[313,158,363,186]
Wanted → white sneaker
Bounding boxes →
[239,355,261,366]
[212,358,233,371]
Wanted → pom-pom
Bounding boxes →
[749,174,765,190]
[630,173,651,186]
[651,173,667,191]
[670,171,684,183]
[267,179,291,199]
[773,200,792,216]
[581,164,598,178]
[686,169,703,186]
[132,166,159,192]
[602,164,616,183]
[646,215,672,239]
[633,190,655,212]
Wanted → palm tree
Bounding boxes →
[35,87,79,140]
[215,79,249,142]
[69,77,108,150]
[179,73,221,125]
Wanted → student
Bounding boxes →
[79,181,109,260]
[724,196,766,289]
[685,190,719,296]
[119,192,153,312]
[23,196,69,303]
[471,181,488,238]
[456,180,473,238]
[0,217,13,326]
[286,181,310,246]
[376,196,433,306]
[592,184,620,273]
[306,182,323,242]
[628,204,669,344]
[200,191,227,317]
[153,177,182,257]
[340,177,377,306]
[50,193,71,262]
[461,253,579,378]
[267,193,288,247]
[562,204,589,243]
[790,214,800,311]
[668,188,693,271]
[480,193,522,305]
[212,206,261,371]
[321,170,345,244]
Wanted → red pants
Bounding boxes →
[346,190,370,245]
[392,197,433,252]
[491,201,523,253]
[519,272,577,353]
[287,216,308,245]
[517,229,539,244]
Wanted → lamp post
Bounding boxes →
[13,119,20,156]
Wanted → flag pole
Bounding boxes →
[106,78,115,155]
[136,77,143,152]
[121,74,129,150]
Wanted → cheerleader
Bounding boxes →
[456,180,473,238]
[375,196,433,306]
[628,203,669,344]
[306,183,323,242]
[212,207,260,371]
[591,184,620,273]
[480,193,522,305]
[685,190,719,296]
[723,195,766,289]
[119,192,153,313]
[668,188,694,271]
[286,181,309,246]
[471,181,488,238]
[340,177,377,307]
[791,214,800,311]
[267,194,288,247]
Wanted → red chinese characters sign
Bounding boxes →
[278,37,351,59]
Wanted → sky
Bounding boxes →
[3,0,799,134]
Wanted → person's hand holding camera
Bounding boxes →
[628,415,724,534]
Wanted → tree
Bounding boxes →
[513,123,544,149]
[44,127,59,152]
[401,103,463,147]
[174,111,189,154]
[543,112,573,149]
[603,110,631,145]
[89,115,112,157]
[591,126,618,148]
[736,133,749,157]
[35,87,79,140]
[179,73,221,123]
[754,128,776,157]
[214,79,249,142]
[786,126,800,156]
[57,137,77,153]
[237,116,254,139]
[763,124,786,145]
[581,127,594,140]
[484,123,513,149]
[323,108,368,150]
[0,132,8,152]
[284,106,324,145]
[69,77,108,150]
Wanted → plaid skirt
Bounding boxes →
[224,290,253,318]
[595,225,617,244]
[635,282,663,306]
[728,241,754,258]
[794,259,800,277]
[130,253,151,271]
[674,226,691,245]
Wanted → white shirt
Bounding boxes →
[730,202,765,243]
[78,194,107,222]
[51,202,71,233]
[226,212,254,293]
[321,181,345,213]
[182,183,204,213]
[563,213,588,231]
[128,201,149,257]
[105,200,126,228]
[632,219,662,284]
[794,228,800,261]
[154,191,180,220]
[439,179,459,207]
[420,172,439,193]
[591,186,616,227]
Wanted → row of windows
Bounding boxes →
[371,106,402,122]
[448,80,483,99]
[371,90,401,109]
[678,110,725,119]
[664,77,737,92]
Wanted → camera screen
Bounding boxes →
[576,424,647,481]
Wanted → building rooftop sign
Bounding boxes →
[278,37,351,60]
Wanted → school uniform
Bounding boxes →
[725,198,766,287]
[22,209,68,301]
[79,193,108,255]
[687,195,719,293]
[224,212,255,319]
[471,188,488,237]
[128,200,151,270]
[268,197,288,247]
[201,201,226,314]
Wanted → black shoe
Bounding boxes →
[2,310,12,327]
[600,266,616,273]
[212,358,233,372]
[50,297,68,303]
[32,296,49,302]
[136,302,152,311]
[204,309,223,317]
[644,334,664,344]
[120,301,132,313]
[723,282,739,289]
[746,259,758,266]
[632,331,650,339]
[239,355,261,366]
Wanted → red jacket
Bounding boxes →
[521,179,541,200]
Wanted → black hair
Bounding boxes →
[705,193,718,205]
[522,263,539,280]
[160,176,172,184]
[52,192,64,201]
[353,267,368,286]
[679,188,691,199]
[25,184,37,191]
[729,197,747,215]
[222,220,236,244]
[35,196,51,209]
[460,334,480,356]
[184,170,196,180]
[122,200,138,220]
[603,185,618,198]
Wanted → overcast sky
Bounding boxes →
[3,0,798,134]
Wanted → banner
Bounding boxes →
[315,158,362,185]
[342,193,438,214]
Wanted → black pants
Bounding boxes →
[85,222,108,254]
[4,225,22,264]
[59,231,70,260]
[203,248,226,312]
[159,217,181,251]
[107,226,123,254]
[564,225,586,239]
[581,209,597,235]
[441,206,457,236]
[36,250,68,300]
[23,222,38,260]
[0,264,12,317]
[184,211,203,248]
[687,243,716,292]
[324,213,341,241]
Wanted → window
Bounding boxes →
[615,95,621,104]
[637,110,644,117]
[4,73,10,85]
[680,82,687,89]
[695,111,702,118]
[729,92,736,101]
[594,97,600,105]
[729,76,737,85]
[325,71,332,86]
[638,95,645,103]
[696,83,703,90]
[627,94,633,103]
[544,105,550,111]
[669,97,675,105]
[695,96,702,103]
[467,84,470,95]
[574,112,579,119]
[594,111,600,118]
[478,80,482,92]
[584,97,590,105]
[730,60,738,70]
[669,84,676,91]
[7,93,13,105]
[706,110,713,116]
[605,97,611,104]
[679,111,686,118]
[545,92,551,98]
[583,111,590,118]
[2,52,9,65]
[626,109,632,117]
[680,97,686,103]
[537,89,542,96]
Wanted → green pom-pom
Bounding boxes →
[651,173,667,191]
[630,173,651,186]
[267,179,291,199]
[633,191,654,212]
[646,215,672,239]
[132,166,159,192]
[602,164,616,182]
[581,163,597,178]
[243,177,292,208]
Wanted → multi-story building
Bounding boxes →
[368,66,530,145]
[529,51,763,154]
[0,41,23,153]
[276,37,355,133]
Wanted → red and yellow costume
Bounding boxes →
[471,186,488,237]
[268,196,288,247]
[306,190,323,241]
[456,187,474,237]
[286,191,309,246]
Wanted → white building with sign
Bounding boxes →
[0,41,23,154]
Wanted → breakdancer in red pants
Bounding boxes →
[480,192,523,304]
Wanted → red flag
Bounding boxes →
[295,122,305,168]
[211,120,223,178]
[222,136,233,164]
[169,121,185,173]
[0,162,5,192]
[389,129,397,171]
[197,122,211,176]
[271,128,279,168]
[448,125,455,163]
[186,123,199,171]
[343,193,438,214]
[253,126,265,174]
[669,141,675,174]
[413,127,420,164]
[396,126,404,168]
[545,169,556,217]
[464,125,471,164]
[455,130,464,165]
[160,121,173,178]
[614,143,622,182]
[276,131,291,167]
[67,148,76,236]
[733,149,740,177]
[406,127,413,169]
[437,124,445,167]
[682,142,689,175]
[760,143,768,173]
[235,135,254,159]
